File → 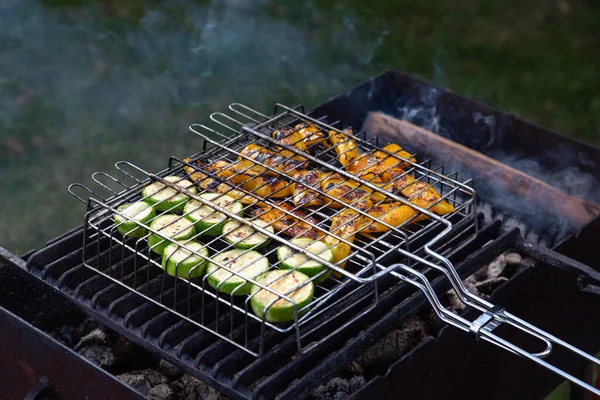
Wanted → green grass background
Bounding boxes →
[0,1,598,397]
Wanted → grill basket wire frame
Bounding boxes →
[68,103,478,357]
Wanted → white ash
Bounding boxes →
[148,383,176,400]
[505,252,522,266]
[487,254,507,279]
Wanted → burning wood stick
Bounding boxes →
[365,112,600,229]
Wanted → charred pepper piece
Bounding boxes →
[290,170,332,208]
[182,158,259,205]
[320,174,387,209]
[249,202,324,240]
[362,202,420,233]
[329,128,359,166]
[272,126,310,160]
[239,144,307,174]
[206,161,293,199]
[347,144,415,182]
[323,200,371,273]
[294,123,329,149]
[389,168,455,215]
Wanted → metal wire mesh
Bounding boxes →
[70,103,476,356]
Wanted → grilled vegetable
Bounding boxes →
[142,176,197,213]
[239,144,307,172]
[294,123,328,148]
[250,270,314,323]
[183,159,259,206]
[250,202,324,240]
[206,249,269,295]
[362,202,420,233]
[238,176,292,199]
[329,128,359,166]
[389,168,455,215]
[290,170,331,208]
[320,175,387,208]
[277,238,333,283]
[347,144,415,182]
[210,159,270,176]
[272,126,309,153]
[113,201,156,238]
[207,160,293,198]
[323,202,370,272]
[148,214,196,255]
[162,241,209,278]
[222,219,274,250]
[184,193,243,236]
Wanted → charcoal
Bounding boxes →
[159,359,184,378]
[196,383,229,400]
[326,378,350,394]
[114,336,153,370]
[148,383,176,400]
[355,318,427,369]
[117,369,169,395]
[445,289,466,312]
[475,277,509,297]
[487,254,507,279]
[74,328,110,348]
[348,375,366,392]
[78,317,102,337]
[74,328,117,370]
[344,361,364,376]
[311,377,353,400]
[174,374,202,399]
[505,252,523,266]
[144,369,170,387]
[174,374,230,400]
[333,392,349,400]
[117,371,152,395]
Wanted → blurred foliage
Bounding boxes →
[0,0,599,257]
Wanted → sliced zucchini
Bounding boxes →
[147,214,196,255]
[222,219,274,250]
[162,241,209,278]
[184,193,243,236]
[206,249,269,295]
[142,176,197,213]
[277,238,334,283]
[250,270,314,323]
[113,201,156,238]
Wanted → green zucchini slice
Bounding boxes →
[162,241,209,278]
[113,201,156,238]
[184,193,243,236]
[222,219,274,250]
[250,270,314,323]
[205,249,269,295]
[147,214,196,255]
[142,176,196,213]
[276,238,334,283]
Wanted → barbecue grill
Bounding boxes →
[3,70,600,400]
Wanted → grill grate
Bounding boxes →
[26,213,499,400]
[64,103,477,356]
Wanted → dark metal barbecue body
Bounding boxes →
[3,70,600,399]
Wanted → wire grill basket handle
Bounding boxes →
[388,262,600,396]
